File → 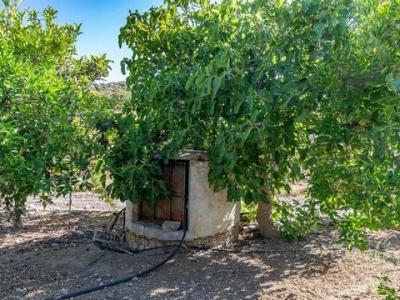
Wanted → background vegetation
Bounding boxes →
[0,0,110,224]
[0,0,399,251]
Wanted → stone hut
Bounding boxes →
[124,150,240,249]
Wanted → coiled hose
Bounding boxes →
[47,227,187,300]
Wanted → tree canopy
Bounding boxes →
[0,0,110,224]
[106,0,400,247]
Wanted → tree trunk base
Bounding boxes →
[257,202,279,239]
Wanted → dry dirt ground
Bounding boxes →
[0,193,399,300]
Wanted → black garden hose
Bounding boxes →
[108,208,126,231]
[47,227,187,300]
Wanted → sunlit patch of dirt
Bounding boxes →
[0,193,399,300]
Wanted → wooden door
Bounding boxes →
[140,161,187,224]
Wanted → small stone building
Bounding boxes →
[125,150,240,249]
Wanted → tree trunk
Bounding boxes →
[257,201,279,239]
[12,201,25,228]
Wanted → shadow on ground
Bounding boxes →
[0,209,399,300]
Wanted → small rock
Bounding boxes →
[75,230,86,236]
[162,220,181,232]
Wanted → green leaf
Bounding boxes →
[212,76,223,98]
[233,98,244,114]
[185,75,195,91]
[314,23,326,37]
[390,78,400,92]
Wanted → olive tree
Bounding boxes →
[106,0,399,247]
[0,1,110,225]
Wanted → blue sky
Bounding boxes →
[19,0,164,82]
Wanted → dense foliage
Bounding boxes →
[0,1,110,224]
[106,0,400,247]
[306,0,400,247]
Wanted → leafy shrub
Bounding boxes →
[273,199,322,242]
[240,202,258,223]
[378,276,400,300]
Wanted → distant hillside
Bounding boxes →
[92,81,131,101]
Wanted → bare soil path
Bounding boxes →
[0,193,399,300]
